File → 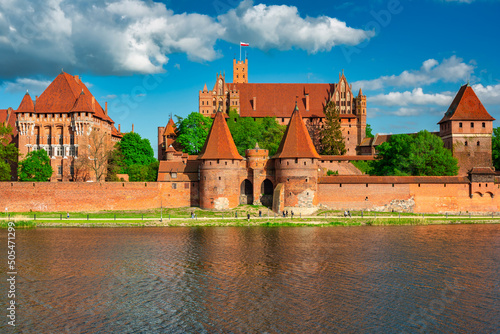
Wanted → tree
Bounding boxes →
[18,149,53,181]
[493,127,500,170]
[227,110,285,156]
[320,101,346,155]
[106,146,126,181]
[371,130,458,176]
[127,161,159,182]
[76,129,113,182]
[117,132,155,167]
[0,123,18,181]
[176,113,213,155]
[366,124,374,138]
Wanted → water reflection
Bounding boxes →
[1,225,499,333]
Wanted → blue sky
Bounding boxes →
[1,0,499,156]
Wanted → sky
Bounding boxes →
[1,0,499,156]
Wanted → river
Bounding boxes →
[1,224,499,333]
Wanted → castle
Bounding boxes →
[197,59,366,155]
[0,72,122,181]
[158,82,498,213]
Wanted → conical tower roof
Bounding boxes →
[438,84,495,124]
[70,90,94,113]
[16,92,35,113]
[273,102,320,159]
[163,118,176,136]
[197,110,243,160]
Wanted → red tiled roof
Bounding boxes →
[438,84,495,124]
[111,125,122,138]
[158,160,200,174]
[0,108,18,140]
[197,110,243,160]
[320,155,376,161]
[359,137,374,147]
[34,72,114,123]
[319,175,470,184]
[273,103,321,159]
[469,167,496,175]
[70,91,94,113]
[233,83,334,118]
[16,93,35,113]
[163,118,176,136]
[373,134,392,146]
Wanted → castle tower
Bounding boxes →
[198,109,244,210]
[355,88,367,147]
[273,102,320,213]
[233,58,248,84]
[245,143,270,206]
[438,84,495,175]
[157,126,165,160]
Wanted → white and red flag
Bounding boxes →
[240,42,250,47]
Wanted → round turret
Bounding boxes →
[245,143,269,169]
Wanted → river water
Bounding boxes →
[1,224,499,333]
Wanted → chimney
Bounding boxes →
[105,102,108,115]
[91,96,95,112]
[74,75,79,83]
[132,123,134,133]
[305,93,310,111]
[253,97,257,111]
[118,124,121,133]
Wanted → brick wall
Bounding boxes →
[0,182,192,212]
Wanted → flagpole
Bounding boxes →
[240,42,242,61]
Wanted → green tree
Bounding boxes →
[18,149,53,181]
[366,124,374,138]
[320,101,346,155]
[176,113,213,155]
[227,110,285,156]
[106,145,126,181]
[0,123,18,181]
[127,161,159,182]
[372,130,458,176]
[493,127,500,170]
[118,132,155,167]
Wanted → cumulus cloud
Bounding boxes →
[3,77,51,93]
[353,56,475,91]
[0,0,372,78]
[218,0,373,52]
[370,88,454,107]
[472,83,500,105]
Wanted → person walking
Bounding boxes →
[66,212,69,219]
[291,210,294,218]
[259,210,262,218]
[247,213,250,221]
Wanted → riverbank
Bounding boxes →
[3,217,499,228]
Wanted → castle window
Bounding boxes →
[465,141,468,146]
[225,161,227,165]
[459,122,463,128]
[57,165,62,175]
[471,122,474,128]
[217,159,220,164]
[172,183,177,189]
[477,141,480,146]
[304,162,306,166]
[482,122,486,128]
[282,118,285,123]
[70,166,74,176]
[295,158,298,164]
[219,177,221,180]
[171,172,177,179]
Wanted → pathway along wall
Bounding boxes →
[0,176,498,213]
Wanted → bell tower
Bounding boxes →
[233,58,248,84]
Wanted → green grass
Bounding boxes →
[0,220,36,228]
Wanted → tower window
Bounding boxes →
[482,122,486,128]
[471,122,474,128]
[459,122,463,128]
[477,141,480,146]
[465,141,468,146]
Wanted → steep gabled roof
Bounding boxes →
[273,102,321,159]
[163,118,176,136]
[34,72,114,123]
[438,84,495,124]
[16,92,35,113]
[234,83,334,118]
[70,91,94,113]
[197,110,243,160]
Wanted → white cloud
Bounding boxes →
[0,0,372,77]
[370,88,454,106]
[218,0,373,52]
[353,56,475,91]
[472,83,500,105]
[3,77,51,93]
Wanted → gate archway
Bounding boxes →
[240,179,253,205]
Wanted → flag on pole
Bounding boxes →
[240,42,250,47]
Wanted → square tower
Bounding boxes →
[233,59,248,84]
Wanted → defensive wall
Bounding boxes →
[1,176,498,213]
